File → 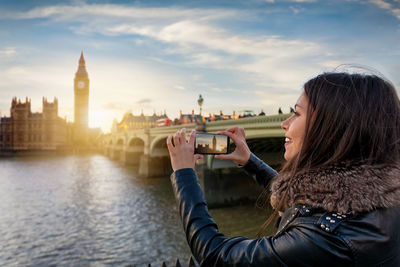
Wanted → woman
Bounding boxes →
[166,72,400,266]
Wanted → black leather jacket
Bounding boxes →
[170,154,400,266]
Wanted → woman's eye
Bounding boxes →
[294,111,300,116]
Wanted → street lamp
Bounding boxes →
[197,94,204,116]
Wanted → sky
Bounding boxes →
[0,0,399,132]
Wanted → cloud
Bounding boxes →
[255,90,300,109]
[136,98,152,104]
[174,85,186,90]
[320,60,343,69]
[236,56,320,90]
[211,87,243,93]
[393,8,400,19]
[0,65,72,99]
[107,19,319,61]
[14,3,322,93]
[187,52,224,65]
[4,3,321,77]
[0,47,17,58]
[7,4,318,59]
[265,0,316,2]
[104,102,129,111]
[368,0,400,19]
[290,6,305,14]
[369,0,391,9]
[291,0,316,2]
[8,4,237,22]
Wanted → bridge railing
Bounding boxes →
[205,113,290,132]
[148,114,290,134]
[150,124,196,135]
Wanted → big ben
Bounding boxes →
[74,50,89,144]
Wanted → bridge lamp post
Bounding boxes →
[197,94,204,116]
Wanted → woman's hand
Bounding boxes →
[214,127,251,165]
[167,128,203,171]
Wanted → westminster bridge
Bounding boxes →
[101,114,290,207]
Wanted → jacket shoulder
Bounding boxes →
[266,205,354,266]
[278,205,400,267]
[338,206,400,266]
[275,205,349,236]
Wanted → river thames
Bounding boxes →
[0,154,273,266]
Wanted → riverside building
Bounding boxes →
[113,111,169,132]
[0,97,68,151]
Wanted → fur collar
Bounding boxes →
[270,162,400,214]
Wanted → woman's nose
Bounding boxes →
[281,118,289,131]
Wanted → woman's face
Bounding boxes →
[281,92,309,161]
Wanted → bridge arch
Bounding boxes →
[125,137,146,166]
[116,139,124,146]
[103,138,112,157]
[146,135,172,176]
[128,137,145,147]
[150,135,169,157]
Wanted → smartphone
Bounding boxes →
[194,133,230,154]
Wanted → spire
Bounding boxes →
[75,50,88,76]
[79,49,85,66]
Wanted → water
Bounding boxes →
[0,154,272,266]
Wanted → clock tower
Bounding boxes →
[74,50,89,144]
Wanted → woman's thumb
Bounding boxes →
[215,154,233,161]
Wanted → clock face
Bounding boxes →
[77,81,85,89]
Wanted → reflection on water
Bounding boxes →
[0,155,272,266]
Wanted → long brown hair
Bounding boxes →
[257,72,400,237]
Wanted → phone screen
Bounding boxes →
[194,133,230,154]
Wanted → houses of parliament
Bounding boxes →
[0,51,96,151]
